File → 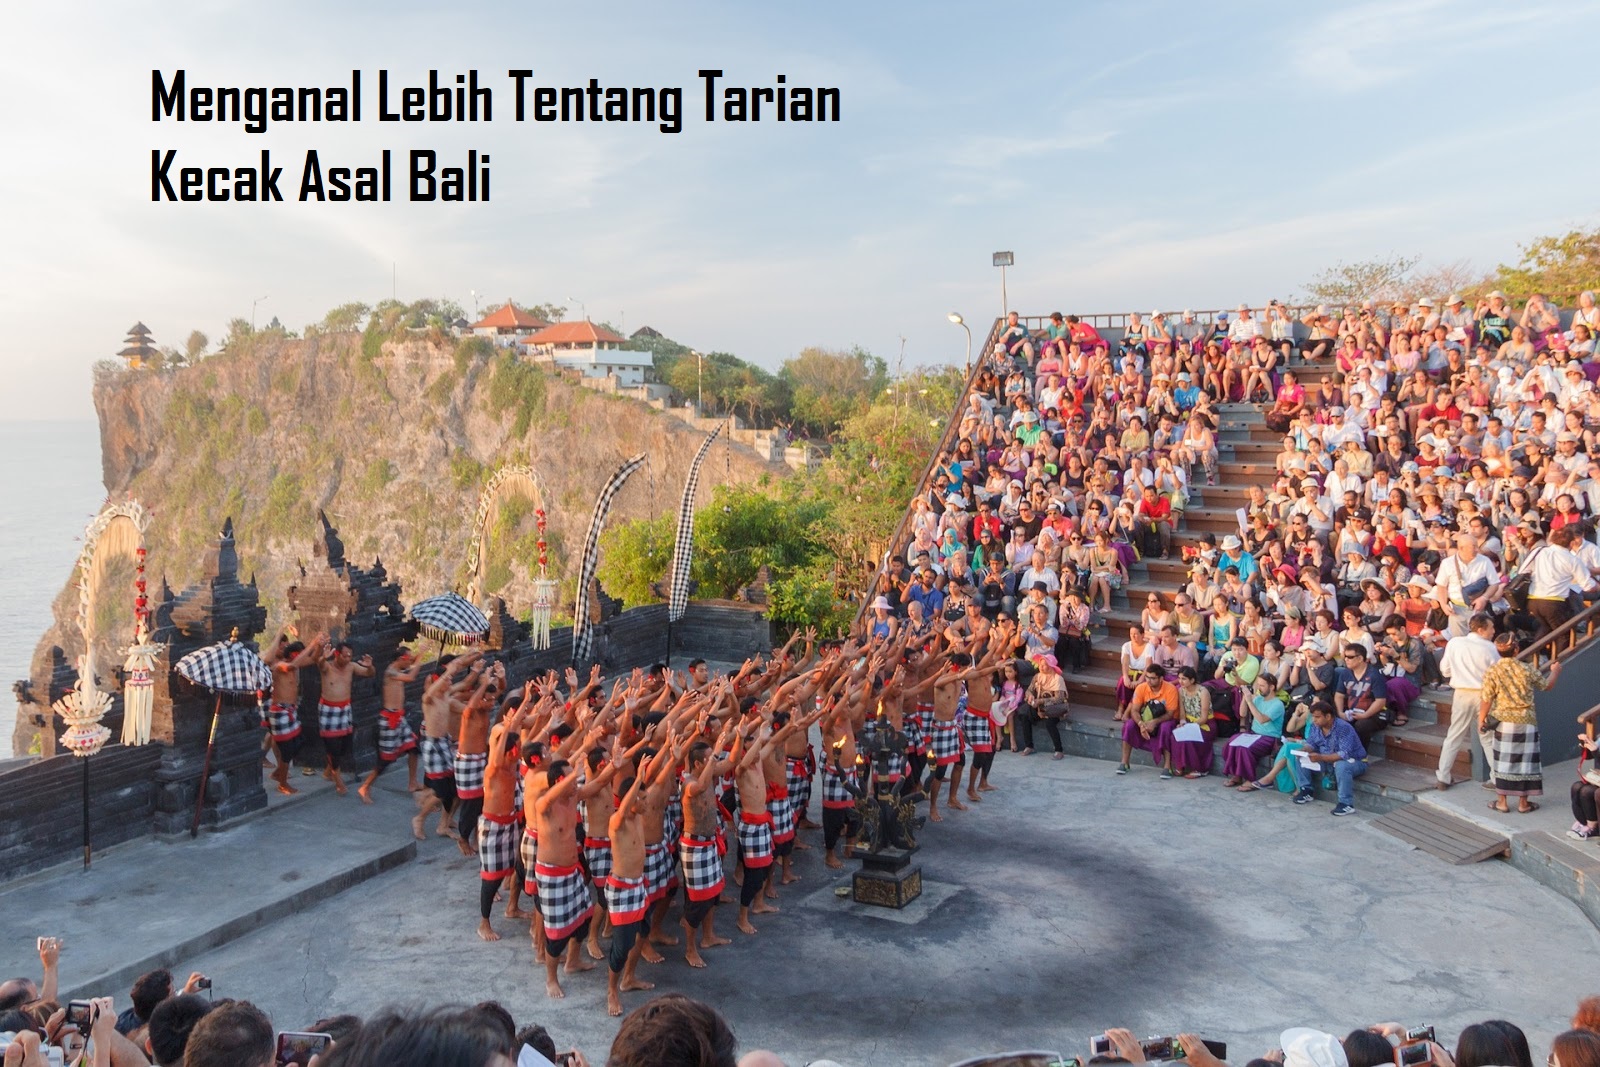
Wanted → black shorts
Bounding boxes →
[323,733,354,771]
[274,734,302,766]
[427,775,458,807]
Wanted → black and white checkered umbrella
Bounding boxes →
[174,638,271,695]
[410,593,490,645]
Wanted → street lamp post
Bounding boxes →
[251,294,269,333]
[693,350,703,413]
[947,313,972,378]
[567,295,588,322]
[469,290,480,317]
[992,251,1014,317]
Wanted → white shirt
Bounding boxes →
[1438,631,1501,689]
[1435,553,1501,607]
[1527,543,1596,599]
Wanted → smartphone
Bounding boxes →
[1140,1037,1174,1061]
[275,1031,332,1067]
[1405,1028,1436,1045]
[65,1000,94,1028]
[1397,1043,1431,1067]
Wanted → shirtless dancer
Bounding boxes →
[414,651,480,845]
[959,644,1004,801]
[734,705,822,930]
[819,713,863,868]
[906,648,977,822]
[358,649,423,802]
[476,702,524,942]
[679,713,738,967]
[262,632,319,795]
[313,639,375,796]
[455,661,504,847]
[603,766,657,1016]
[531,749,600,999]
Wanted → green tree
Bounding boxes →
[185,330,208,362]
[597,515,674,606]
[1299,254,1420,306]
[1493,227,1600,304]
[781,345,887,439]
[221,318,254,353]
[321,302,371,333]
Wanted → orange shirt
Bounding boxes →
[1131,680,1179,717]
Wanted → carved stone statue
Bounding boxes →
[855,715,923,853]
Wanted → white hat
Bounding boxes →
[1151,309,1162,317]
[871,595,893,610]
[1447,293,1464,305]
[1281,1029,1349,1067]
[1488,290,1507,300]
[1182,308,1193,316]
[1221,534,1242,550]
[945,492,967,508]
[1417,297,1434,307]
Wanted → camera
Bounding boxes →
[195,976,212,990]
[66,1000,94,1028]
[0,1035,65,1067]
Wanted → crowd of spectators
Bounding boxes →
[872,295,1600,822]
[2,940,1597,1066]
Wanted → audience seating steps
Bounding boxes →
[1035,681,1441,810]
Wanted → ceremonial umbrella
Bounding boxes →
[176,634,271,838]
[409,592,491,673]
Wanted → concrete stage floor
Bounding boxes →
[6,749,1597,1067]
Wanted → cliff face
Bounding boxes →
[16,333,783,756]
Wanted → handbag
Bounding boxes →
[1038,699,1071,720]
[1138,699,1167,723]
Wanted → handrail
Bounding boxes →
[1518,599,1600,669]
[852,316,1002,628]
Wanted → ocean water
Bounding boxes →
[0,422,106,758]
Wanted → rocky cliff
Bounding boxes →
[15,332,785,755]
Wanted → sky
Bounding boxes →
[4,0,1599,420]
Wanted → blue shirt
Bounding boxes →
[1174,385,1201,410]
[1305,715,1367,763]
[907,583,945,618]
[1334,665,1389,712]
[1219,550,1257,582]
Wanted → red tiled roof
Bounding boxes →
[523,321,628,346]
[471,301,549,330]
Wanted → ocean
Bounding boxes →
[0,421,106,758]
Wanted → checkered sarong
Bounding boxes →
[679,834,724,902]
[645,840,678,903]
[478,813,517,881]
[377,709,417,758]
[664,790,683,849]
[318,699,353,738]
[821,764,859,809]
[930,720,964,766]
[535,862,594,939]
[767,783,795,844]
[1490,722,1543,797]
[421,736,456,779]
[520,829,539,894]
[605,874,650,925]
[583,836,613,885]
[737,810,774,869]
[961,707,994,753]
[785,750,813,818]
[874,747,907,784]
[454,751,488,799]
[265,701,301,742]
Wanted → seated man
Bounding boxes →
[1117,665,1179,777]
[1137,484,1174,559]
[998,311,1035,366]
[1334,643,1390,744]
[1292,700,1368,816]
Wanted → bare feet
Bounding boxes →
[546,977,565,998]
[948,799,968,812]
[408,782,423,792]
[564,956,596,974]
[608,992,623,1017]
[780,870,800,885]
[504,905,530,920]
[357,784,374,804]
[411,814,426,841]
[965,791,982,802]
[702,932,731,948]
[585,940,605,961]
[477,919,500,942]
[454,834,474,857]
[334,783,349,796]
[620,976,654,992]
[752,900,779,915]
[277,782,298,796]
[825,852,844,868]
[928,810,944,823]
[979,782,998,792]
[647,930,679,947]
[640,943,664,964]
[685,949,707,968]
[793,840,811,851]
[737,918,758,935]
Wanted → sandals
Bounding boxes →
[1237,780,1267,792]
[1392,715,1409,727]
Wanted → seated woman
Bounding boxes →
[1141,592,1172,636]
[1223,671,1286,788]
[865,596,899,644]
[1164,666,1215,779]
[1115,624,1156,720]
[1057,589,1093,674]
[1242,338,1281,405]
[1087,530,1127,615]
[1569,708,1600,840]
[1203,595,1238,675]
[1020,652,1070,760]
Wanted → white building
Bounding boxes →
[521,321,654,385]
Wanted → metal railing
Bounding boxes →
[851,316,1002,628]
[1519,600,1600,670]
